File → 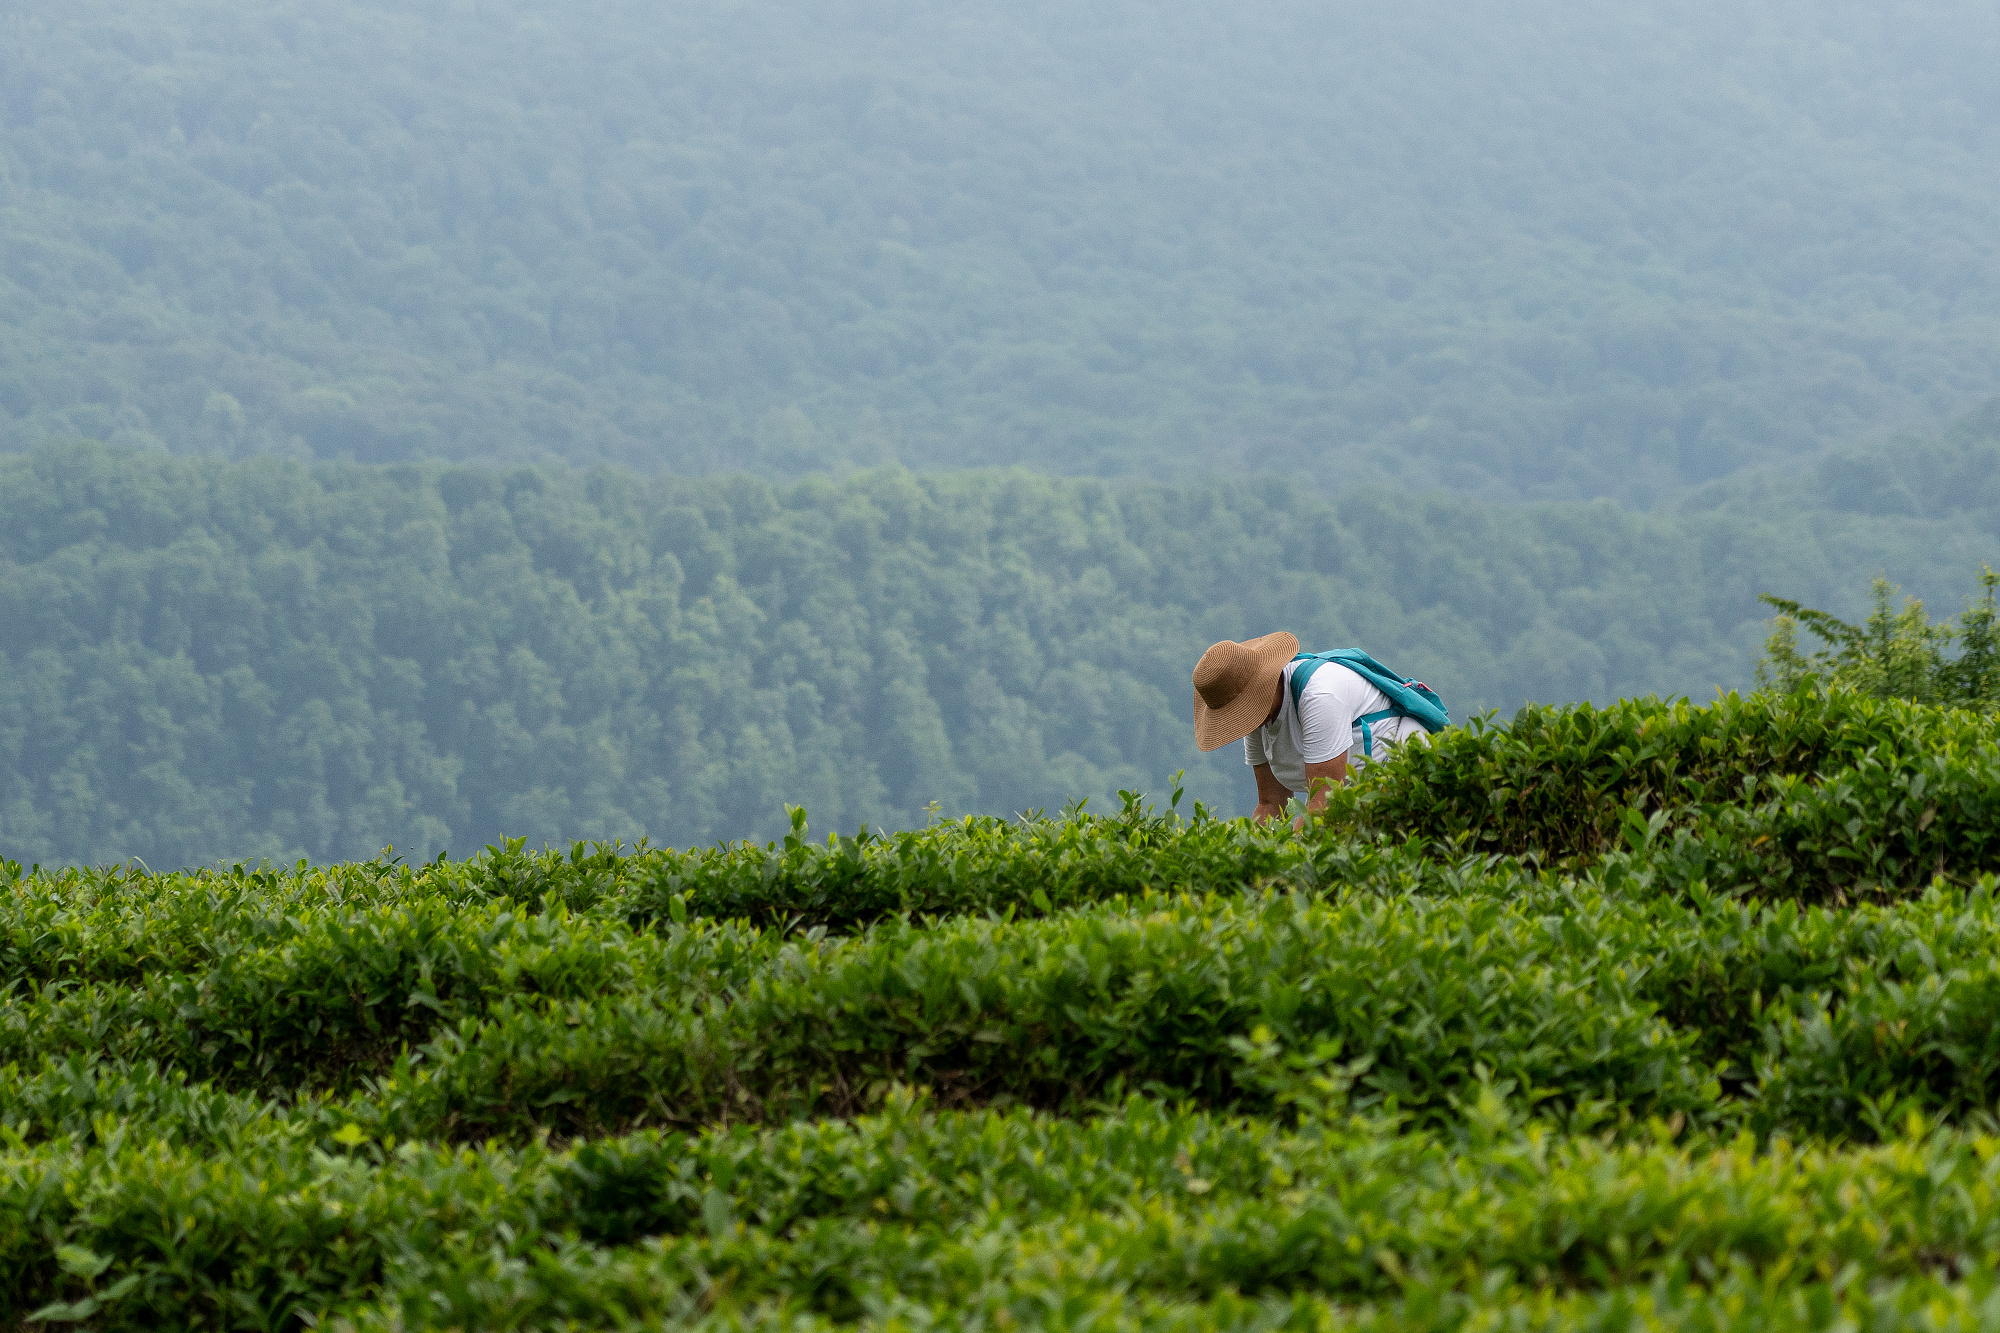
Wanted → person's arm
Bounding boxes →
[1251,763,1291,824]
[1301,756,1349,816]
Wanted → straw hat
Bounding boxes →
[1191,631,1300,751]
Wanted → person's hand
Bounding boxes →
[1252,801,1285,825]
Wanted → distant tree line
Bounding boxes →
[5,431,2000,867]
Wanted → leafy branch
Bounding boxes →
[1758,567,2000,710]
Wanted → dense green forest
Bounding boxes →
[7,408,2000,867]
[4,0,2000,498]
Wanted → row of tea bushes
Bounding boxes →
[5,872,2000,1139]
[8,1088,2000,1330]
[1323,688,2000,870]
[11,686,1998,967]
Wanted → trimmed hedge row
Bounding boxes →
[6,1090,2000,1330]
[6,874,2000,1141]
[349,883,1709,1139]
[12,687,1998,970]
[1323,687,2000,871]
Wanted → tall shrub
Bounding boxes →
[1759,568,2000,710]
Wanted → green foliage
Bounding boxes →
[7,1091,2000,1330]
[1759,569,2000,710]
[9,439,2000,866]
[9,688,2000,1322]
[621,796,1308,932]
[5,0,2000,496]
[1316,689,2000,893]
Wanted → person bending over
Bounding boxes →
[1191,632,1448,824]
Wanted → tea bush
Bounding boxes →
[7,686,2000,1327]
[1320,687,2000,876]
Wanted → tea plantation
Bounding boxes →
[13,687,2000,1330]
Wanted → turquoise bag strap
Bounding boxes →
[1355,707,1400,758]
[1288,656,1328,711]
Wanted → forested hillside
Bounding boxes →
[7,421,2000,868]
[4,0,2000,498]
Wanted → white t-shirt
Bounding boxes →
[1244,658,1429,794]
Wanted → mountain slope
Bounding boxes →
[7,426,2000,865]
[4,0,2000,497]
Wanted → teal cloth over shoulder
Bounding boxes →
[1288,650,1451,758]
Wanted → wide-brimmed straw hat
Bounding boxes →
[1191,631,1300,751]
